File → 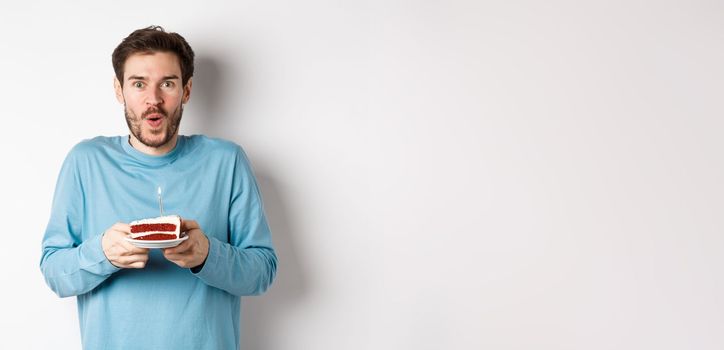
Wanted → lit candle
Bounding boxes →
[157,186,164,216]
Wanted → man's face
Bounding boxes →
[114,52,191,149]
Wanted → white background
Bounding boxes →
[1,1,723,349]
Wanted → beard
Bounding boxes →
[125,103,184,148]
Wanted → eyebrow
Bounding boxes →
[126,75,180,81]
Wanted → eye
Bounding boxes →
[162,81,175,88]
[133,81,144,88]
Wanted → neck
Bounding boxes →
[128,134,179,156]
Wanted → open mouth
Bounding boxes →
[145,114,164,127]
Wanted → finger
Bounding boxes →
[127,260,147,269]
[163,245,192,258]
[163,247,188,258]
[163,251,181,261]
[120,241,150,254]
[112,222,132,234]
[181,219,200,232]
[115,254,149,267]
[164,255,191,268]
[106,228,128,240]
[164,239,192,255]
[163,251,187,264]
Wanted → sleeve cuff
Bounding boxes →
[79,233,121,276]
[190,235,221,277]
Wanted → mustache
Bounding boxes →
[141,107,168,119]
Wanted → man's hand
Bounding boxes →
[102,223,150,268]
[162,219,209,269]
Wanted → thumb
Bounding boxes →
[181,218,200,232]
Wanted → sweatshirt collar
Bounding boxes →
[121,134,185,166]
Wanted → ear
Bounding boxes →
[113,76,124,104]
[182,78,193,104]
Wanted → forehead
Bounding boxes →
[123,51,181,80]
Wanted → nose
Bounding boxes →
[145,87,164,106]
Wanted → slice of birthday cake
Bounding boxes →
[129,215,181,240]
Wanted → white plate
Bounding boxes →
[124,235,188,249]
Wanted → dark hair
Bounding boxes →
[112,25,195,87]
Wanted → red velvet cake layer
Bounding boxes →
[133,233,177,241]
[131,223,177,233]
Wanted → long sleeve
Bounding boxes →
[192,147,277,296]
[39,149,119,298]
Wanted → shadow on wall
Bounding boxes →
[242,172,307,350]
[193,56,308,349]
[188,55,228,136]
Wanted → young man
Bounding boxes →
[40,26,277,349]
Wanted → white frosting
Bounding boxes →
[129,215,181,239]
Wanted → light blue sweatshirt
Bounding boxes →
[40,135,277,350]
